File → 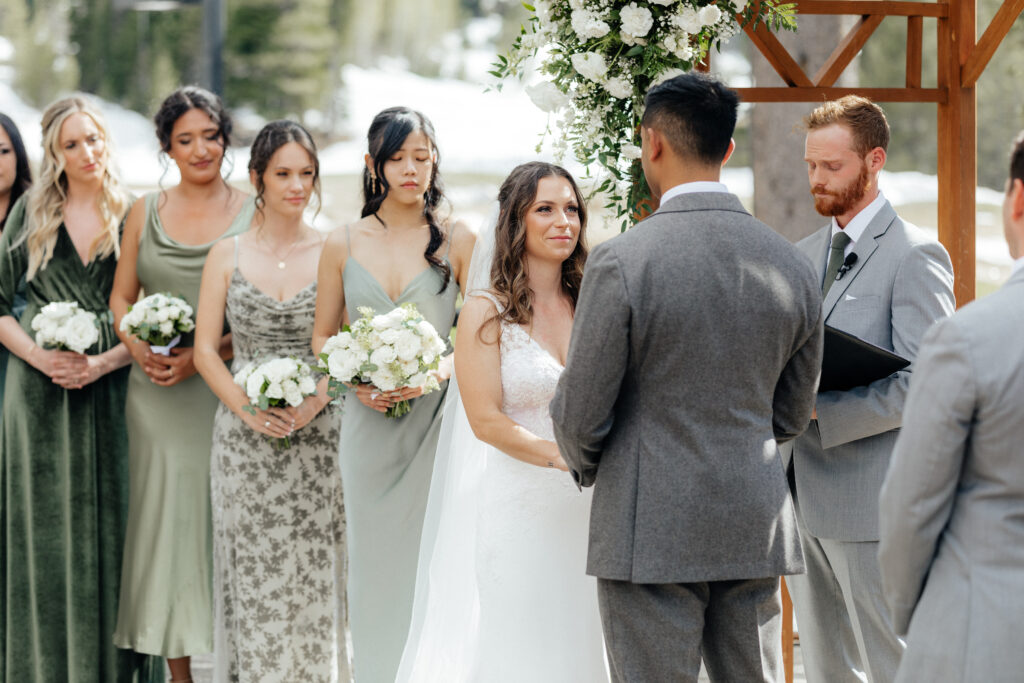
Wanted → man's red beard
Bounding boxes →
[811,162,870,217]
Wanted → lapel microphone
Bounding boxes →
[836,253,858,281]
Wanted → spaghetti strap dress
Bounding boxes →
[114,192,255,657]
[338,225,458,683]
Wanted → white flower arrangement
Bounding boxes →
[234,356,319,447]
[493,0,797,226]
[119,292,195,355]
[30,301,100,354]
[318,302,447,419]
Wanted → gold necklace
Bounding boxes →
[259,228,304,270]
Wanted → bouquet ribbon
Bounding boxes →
[149,334,182,357]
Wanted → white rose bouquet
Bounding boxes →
[233,356,319,448]
[30,301,100,354]
[119,292,195,355]
[318,302,447,419]
[493,0,797,226]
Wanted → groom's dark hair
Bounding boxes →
[1010,130,1024,184]
[642,72,738,165]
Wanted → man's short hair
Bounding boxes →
[641,72,739,166]
[1010,130,1024,184]
[803,95,890,155]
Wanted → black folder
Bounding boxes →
[819,325,910,393]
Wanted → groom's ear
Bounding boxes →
[721,138,736,167]
[643,126,663,162]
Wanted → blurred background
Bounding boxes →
[0,0,1021,293]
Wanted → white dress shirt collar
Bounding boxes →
[830,191,887,256]
[659,181,729,207]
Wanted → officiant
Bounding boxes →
[782,96,955,683]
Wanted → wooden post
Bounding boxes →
[937,0,977,307]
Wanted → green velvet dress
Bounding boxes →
[0,196,162,682]
[113,192,254,658]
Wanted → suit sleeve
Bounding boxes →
[878,317,973,635]
[815,240,955,448]
[549,243,631,488]
[772,290,824,444]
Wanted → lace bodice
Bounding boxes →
[473,293,564,441]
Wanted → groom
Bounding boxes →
[550,73,824,682]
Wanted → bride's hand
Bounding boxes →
[352,383,392,413]
[542,442,570,472]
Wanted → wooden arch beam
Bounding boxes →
[962,0,1024,87]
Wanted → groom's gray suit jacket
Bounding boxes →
[786,201,955,541]
[550,192,823,584]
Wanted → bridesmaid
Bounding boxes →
[0,113,32,229]
[0,95,161,682]
[0,113,33,405]
[109,86,254,683]
[312,106,475,682]
[195,120,349,682]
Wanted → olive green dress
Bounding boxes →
[339,227,458,683]
[0,196,162,682]
[113,192,254,657]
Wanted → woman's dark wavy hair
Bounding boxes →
[248,120,320,221]
[153,85,234,197]
[361,106,451,291]
[484,162,588,339]
[0,112,32,230]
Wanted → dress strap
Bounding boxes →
[344,223,352,256]
[469,289,502,312]
[233,234,240,268]
[443,225,454,259]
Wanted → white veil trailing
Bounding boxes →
[395,204,500,681]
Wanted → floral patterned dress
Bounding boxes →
[210,237,349,682]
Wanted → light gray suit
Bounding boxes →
[879,267,1024,683]
[551,191,823,682]
[786,200,955,683]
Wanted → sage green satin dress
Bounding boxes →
[113,192,254,657]
[0,196,162,682]
[338,228,458,683]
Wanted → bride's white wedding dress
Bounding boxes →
[396,292,608,682]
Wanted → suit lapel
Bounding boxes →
[822,202,898,320]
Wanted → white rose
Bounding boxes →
[298,375,317,395]
[158,320,174,336]
[264,379,284,400]
[570,9,611,40]
[246,372,265,399]
[620,3,654,38]
[604,76,633,99]
[699,4,722,26]
[370,345,397,367]
[400,358,420,378]
[732,0,749,13]
[234,362,255,388]
[649,0,674,5]
[675,7,702,33]
[571,52,608,83]
[379,327,403,345]
[370,369,398,392]
[407,372,428,389]
[621,144,642,160]
[284,387,304,407]
[526,81,570,113]
[61,312,99,353]
[394,330,422,362]
[327,351,361,382]
[673,41,695,61]
[373,308,406,330]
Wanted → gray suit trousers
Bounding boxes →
[597,578,782,683]
[787,513,904,683]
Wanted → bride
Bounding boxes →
[397,161,608,682]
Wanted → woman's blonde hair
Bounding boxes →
[17,95,129,280]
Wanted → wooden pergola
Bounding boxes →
[725,1,1024,679]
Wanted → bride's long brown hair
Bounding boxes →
[483,162,588,339]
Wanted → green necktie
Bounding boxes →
[823,230,853,296]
